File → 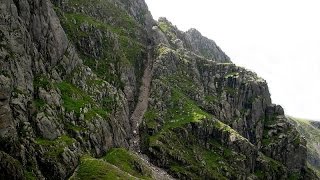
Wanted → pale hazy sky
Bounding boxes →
[145,0,320,120]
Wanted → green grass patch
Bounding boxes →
[61,7,139,41]
[71,156,137,180]
[82,56,125,89]
[35,135,75,158]
[86,78,105,87]
[164,74,198,96]
[262,155,284,172]
[288,172,301,180]
[84,108,109,121]
[144,109,158,129]
[56,1,148,88]
[33,76,51,90]
[144,82,250,178]
[157,45,172,56]
[119,36,146,64]
[262,137,273,145]
[163,88,210,129]
[157,20,176,43]
[204,95,219,104]
[33,98,46,111]
[148,128,244,179]
[25,171,36,180]
[56,81,110,120]
[254,170,264,178]
[67,0,141,37]
[104,148,152,179]
[147,87,224,146]
[59,10,146,87]
[158,21,171,33]
[66,123,85,132]
[56,81,93,116]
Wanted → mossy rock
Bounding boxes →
[35,135,75,159]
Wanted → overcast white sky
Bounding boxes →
[146,0,320,121]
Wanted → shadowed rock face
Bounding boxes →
[288,117,320,177]
[0,75,16,139]
[185,28,231,63]
[0,0,318,179]
[310,121,320,129]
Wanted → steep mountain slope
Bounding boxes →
[140,19,317,179]
[0,0,318,179]
[288,117,320,177]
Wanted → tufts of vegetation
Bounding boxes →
[288,172,302,180]
[70,156,137,180]
[144,109,159,129]
[66,123,84,133]
[147,88,211,137]
[224,86,237,96]
[157,45,172,56]
[84,108,108,121]
[72,148,153,180]
[56,81,109,120]
[33,76,51,111]
[56,82,93,115]
[147,127,247,179]
[254,154,287,179]
[158,21,171,33]
[68,0,142,37]
[25,171,37,180]
[35,135,75,158]
[33,76,52,90]
[204,95,219,104]
[164,74,199,97]
[33,98,46,111]
[157,20,177,44]
[104,148,152,179]
[56,0,147,88]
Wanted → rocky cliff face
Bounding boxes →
[0,0,318,179]
[288,117,320,177]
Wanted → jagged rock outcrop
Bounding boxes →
[262,105,307,173]
[139,38,315,178]
[0,0,318,179]
[0,0,142,178]
[288,117,320,177]
[185,28,231,62]
[156,17,230,63]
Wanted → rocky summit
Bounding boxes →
[0,0,319,179]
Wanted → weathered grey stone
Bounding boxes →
[36,113,60,140]
[38,88,62,107]
[0,75,16,139]
[0,0,316,179]
[152,26,170,46]
[0,151,25,180]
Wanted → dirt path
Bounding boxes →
[133,152,176,180]
[128,50,175,179]
[130,50,154,151]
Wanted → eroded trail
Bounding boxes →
[129,50,175,179]
[133,152,176,180]
[130,50,154,151]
